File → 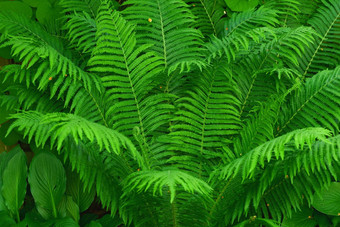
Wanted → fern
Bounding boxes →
[297,0,340,78]
[182,0,226,38]
[122,0,205,73]
[0,0,339,226]
[278,66,340,135]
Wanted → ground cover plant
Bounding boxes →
[0,0,340,226]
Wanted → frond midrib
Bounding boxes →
[302,12,340,78]
[199,0,217,36]
[277,74,339,135]
[111,14,150,169]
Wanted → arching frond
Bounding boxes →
[123,168,212,203]
[0,12,99,91]
[234,134,340,221]
[297,0,340,78]
[265,0,301,27]
[61,140,125,214]
[7,111,138,157]
[278,67,340,135]
[221,127,330,180]
[63,12,97,54]
[122,0,205,73]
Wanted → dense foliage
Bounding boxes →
[0,0,340,226]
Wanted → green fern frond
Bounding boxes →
[210,130,336,225]
[8,111,138,157]
[223,6,279,37]
[233,97,282,157]
[123,168,212,203]
[298,0,340,78]
[168,61,242,175]
[206,6,279,62]
[0,12,98,91]
[235,26,315,118]
[182,0,226,38]
[88,1,173,169]
[59,0,100,18]
[278,67,340,135]
[63,12,97,54]
[265,0,301,27]
[245,135,340,220]
[220,127,331,180]
[122,0,205,73]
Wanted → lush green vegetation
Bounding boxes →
[0,0,340,226]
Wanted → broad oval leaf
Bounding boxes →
[313,182,340,216]
[1,148,27,220]
[28,152,66,219]
[0,1,32,19]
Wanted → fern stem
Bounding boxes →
[198,73,215,178]
[171,198,178,227]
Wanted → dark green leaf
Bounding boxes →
[225,0,259,11]
[28,152,66,219]
[66,168,95,213]
[1,148,27,221]
[313,182,340,216]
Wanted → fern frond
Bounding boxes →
[168,61,242,175]
[265,0,301,27]
[183,0,226,38]
[88,1,173,169]
[278,67,340,135]
[206,6,279,62]
[0,12,99,91]
[59,0,100,18]
[220,127,330,180]
[123,168,212,203]
[241,135,340,220]
[298,0,340,78]
[8,111,138,157]
[0,64,106,124]
[61,140,125,215]
[233,96,282,157]
[63,12,97,54]
[235,26,315,118]
[210,130,335,225]
[122,0,205,72]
